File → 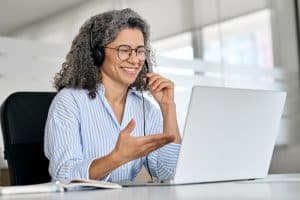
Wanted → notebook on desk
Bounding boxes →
[120,86,286,186]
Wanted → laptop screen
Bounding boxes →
[174,86,286,184]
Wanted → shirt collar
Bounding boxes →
[96,83,143,99]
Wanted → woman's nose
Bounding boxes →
[127,50,139,64]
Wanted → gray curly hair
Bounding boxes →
[54,8,154,98]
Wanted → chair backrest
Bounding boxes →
[0,92,56,185]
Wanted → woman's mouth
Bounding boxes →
[120,67,139,75]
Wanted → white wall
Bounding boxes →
[10,0,114,45]
[10,0,270,41]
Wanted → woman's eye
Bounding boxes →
[137,50,145,54]
[119,49,130,53]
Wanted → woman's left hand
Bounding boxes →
[146,73,175,106]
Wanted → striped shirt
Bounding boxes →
[44,84,180,182]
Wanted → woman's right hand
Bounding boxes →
[89,119,174,180]
[111,119,175,165]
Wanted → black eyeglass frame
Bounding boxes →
[105,45,149,61]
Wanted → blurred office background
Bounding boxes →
[0,0,300,178]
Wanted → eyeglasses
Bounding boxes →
[105,45,149,61]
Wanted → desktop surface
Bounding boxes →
[0,174,299,200]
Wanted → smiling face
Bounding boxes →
[100,28,145,89]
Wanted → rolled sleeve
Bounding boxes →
[61,157,95,180]
[147,143,181,180]
[157,143,181,177]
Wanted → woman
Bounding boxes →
[44,8,181,182]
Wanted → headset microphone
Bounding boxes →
[139,60,153,181]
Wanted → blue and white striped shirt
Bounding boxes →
[44,84,180,182]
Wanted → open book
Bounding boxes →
[0,178,122,195]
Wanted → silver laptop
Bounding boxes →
[122,86,286,186]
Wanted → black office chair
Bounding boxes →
[0,92,56,185]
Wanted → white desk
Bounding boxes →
[1,174,300,200]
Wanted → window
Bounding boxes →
[152,32,193,60]
[202,9,274,68]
